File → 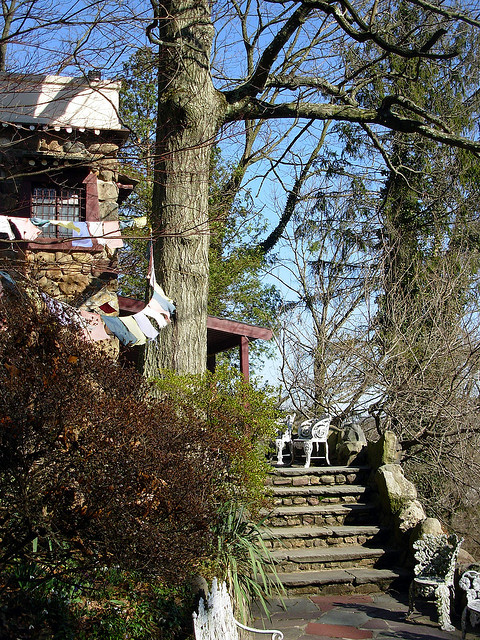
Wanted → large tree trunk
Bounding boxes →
[142,0,225,376]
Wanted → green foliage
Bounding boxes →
[73,571,193,640]
[208,149,281,367]
[1,561,194,640]
[153,365,280,515]
[118,46,157,299]
[119,45,157,214]
[202,503,284,623]
[1,567,78,639]
[371,4,480,402]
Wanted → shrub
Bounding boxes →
[153,365,280,515]
[0,562,194,639]
[153,369,282,621]
[0,276,280,637]
[0,279,245,584]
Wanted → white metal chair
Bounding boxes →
[274,413,295,466]
[407,533,463,632]
[459,569,480,640]
[193,578,283,640]
[293,415,331,469]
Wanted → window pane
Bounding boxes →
[59,189,81,222]
[57,189,81,237]
[32,188,57,237]
[31,187,83,238]
[32,187,56,218]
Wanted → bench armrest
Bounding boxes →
[235,619,284,640]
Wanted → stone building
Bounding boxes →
[0,71,272,376]
[0,71,134,317]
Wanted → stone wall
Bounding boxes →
[0,124,129,355]
[26,249,118,307]
[0,125,125,310]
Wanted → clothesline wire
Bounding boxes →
[0,215,212,282]
[0,229,211,244]
[1,213,219,243]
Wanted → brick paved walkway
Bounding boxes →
[252,591,478,640]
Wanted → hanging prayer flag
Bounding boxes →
[133,311,159,340]
[147,242,175,315]
[8,217,42,241]
[72,222,93,247]
[100,221,123,249]
[50,220,81,233]
[142,305,168,329]
[147,241,159,289]
[120,315,147,345]
[101,315,137,346]
[146,297,170,321]
[79,309,111,342]
[0,216,14,240]
[99,302,117,315]
[152,284,175,315]
[31,217,52,227]
[88,221,103,238]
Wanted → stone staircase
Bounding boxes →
[262,465,409,595]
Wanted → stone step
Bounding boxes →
[267,466,371,488]
[270,545,392,573]
[262,524,387,549]
[263,462,401,596]
[270,567,410,595]
[264,502,377,528]
[272,484,369,506]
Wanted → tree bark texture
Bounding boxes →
[143,0,226,376]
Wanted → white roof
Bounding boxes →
[0,73,123,130]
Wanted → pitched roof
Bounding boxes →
[0,72,125,131]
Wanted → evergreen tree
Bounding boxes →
[118,47,157,299]
[351,1,480,540]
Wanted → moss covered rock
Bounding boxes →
[367,431,399,470]
[375,463,418,515]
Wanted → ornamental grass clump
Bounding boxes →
[204,502,284,623]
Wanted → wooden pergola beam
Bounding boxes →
[117,298,273,381]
